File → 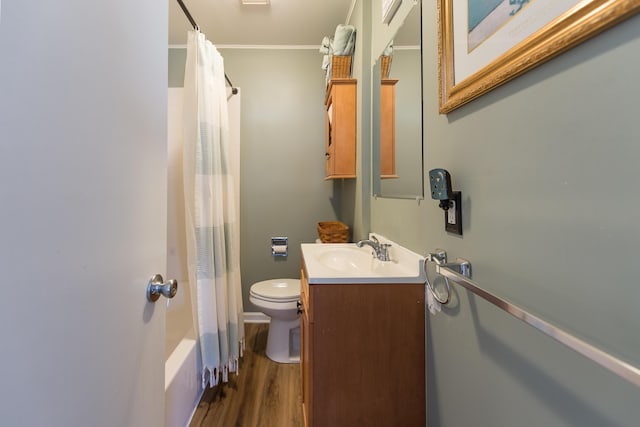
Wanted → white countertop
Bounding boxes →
[301,234,427,284]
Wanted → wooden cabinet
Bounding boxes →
[380,79,398,179]
[300,270,313,427]
[300,261,425,427]
[325,79,356,179]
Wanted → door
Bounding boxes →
[0,1,168,426]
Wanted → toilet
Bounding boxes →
[249,278,301,364]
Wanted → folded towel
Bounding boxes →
[332,24,356,56]
[319,36,331,54]
[383,41,393,57]
[321,54,330,71]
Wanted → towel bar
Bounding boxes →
[434,253,640,389]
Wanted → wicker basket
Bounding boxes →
[317,221,349,243]
[331,55,352,79]
[380,55,392,79]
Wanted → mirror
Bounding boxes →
[372,1,423,199]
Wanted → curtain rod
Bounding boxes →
[176,0,238,95]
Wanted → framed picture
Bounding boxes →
[438,0,640,113]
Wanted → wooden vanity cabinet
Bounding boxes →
[300,263,425,427]
[380,78,398,179]
[300,270,313,427]
[325,79,356,179]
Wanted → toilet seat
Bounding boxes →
[250,278,300,303]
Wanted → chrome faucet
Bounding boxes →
[356,236,391,261]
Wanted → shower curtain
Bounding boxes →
[182,30,244,388]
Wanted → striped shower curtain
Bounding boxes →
[182,30,244,387]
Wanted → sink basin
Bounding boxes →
[301,238,426,284]
[316,246,376,273]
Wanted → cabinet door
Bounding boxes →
[381,79,398,178]
[325,98,334,177]
[312,283,425,426]
[300,270,313,427]
[324,79,356,179]
[300,306,312,427]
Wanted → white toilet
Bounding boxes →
[249,278,301,364]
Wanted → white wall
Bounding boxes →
[0,0,167,425]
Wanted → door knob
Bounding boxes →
[147,274,178,302]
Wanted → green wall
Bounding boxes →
[169,48,340,311]
[368,1,640,426]
[168,48,186,88]
[338,0,371,242]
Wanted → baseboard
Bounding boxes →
[244,312,270,323]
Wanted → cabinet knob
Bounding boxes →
[325,152,330,158]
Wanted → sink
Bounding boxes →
[316,246,376,273]
[301,236,427,284]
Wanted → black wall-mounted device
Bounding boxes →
[428,168,462,235]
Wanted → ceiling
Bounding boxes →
[168,0,356,46]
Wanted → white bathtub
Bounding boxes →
[163,276,200,426]
[165,333,203,427]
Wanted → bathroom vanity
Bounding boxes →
[299,242,426,427]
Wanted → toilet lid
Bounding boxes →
[250,279,300,302]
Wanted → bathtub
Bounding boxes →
[163,271,201,426]
[163,278,202,426]
[163,276,201,427]
[165,331,203,427]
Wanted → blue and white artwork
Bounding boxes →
[468,0,534,51]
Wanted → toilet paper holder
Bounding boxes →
[271,237,288,257]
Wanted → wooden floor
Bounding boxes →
[190,323,303,427]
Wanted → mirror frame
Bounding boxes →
[372,0,424,200]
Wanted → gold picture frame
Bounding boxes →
[438,0,640,113]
